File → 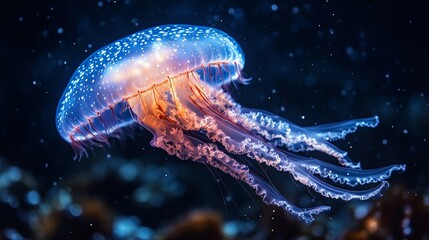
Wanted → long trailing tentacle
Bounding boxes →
[299,159,405,187]
[149,118,330,223]
[238,109,372,169]
[192,113,405,201]
[292,167,390,201]
[204,90,367,169]
[305,116,380,141]
[182,79,404,211]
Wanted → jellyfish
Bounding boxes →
[56,24,405,222]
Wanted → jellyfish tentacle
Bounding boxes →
[149,119,330,223]
[191,114,405,201]
[234,109,363,169]
[233,135,404,190]
[199,143,331,223]
[248,173,331,223]
[299,159,406,187]
[198,94,357,168]
[174,86,406,200]
[239,109,379,142]
[292,167,390,201]
[305,116,380,141]
[193,115,291,170]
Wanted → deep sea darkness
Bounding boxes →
[1,0,428,239]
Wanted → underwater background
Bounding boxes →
[1,0,428,239]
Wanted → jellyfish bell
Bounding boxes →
[56,25,244,143]
[56,24,405,223]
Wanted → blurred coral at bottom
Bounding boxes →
[0,157,427,240]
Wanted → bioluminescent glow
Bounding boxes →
[56,24,405,222]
